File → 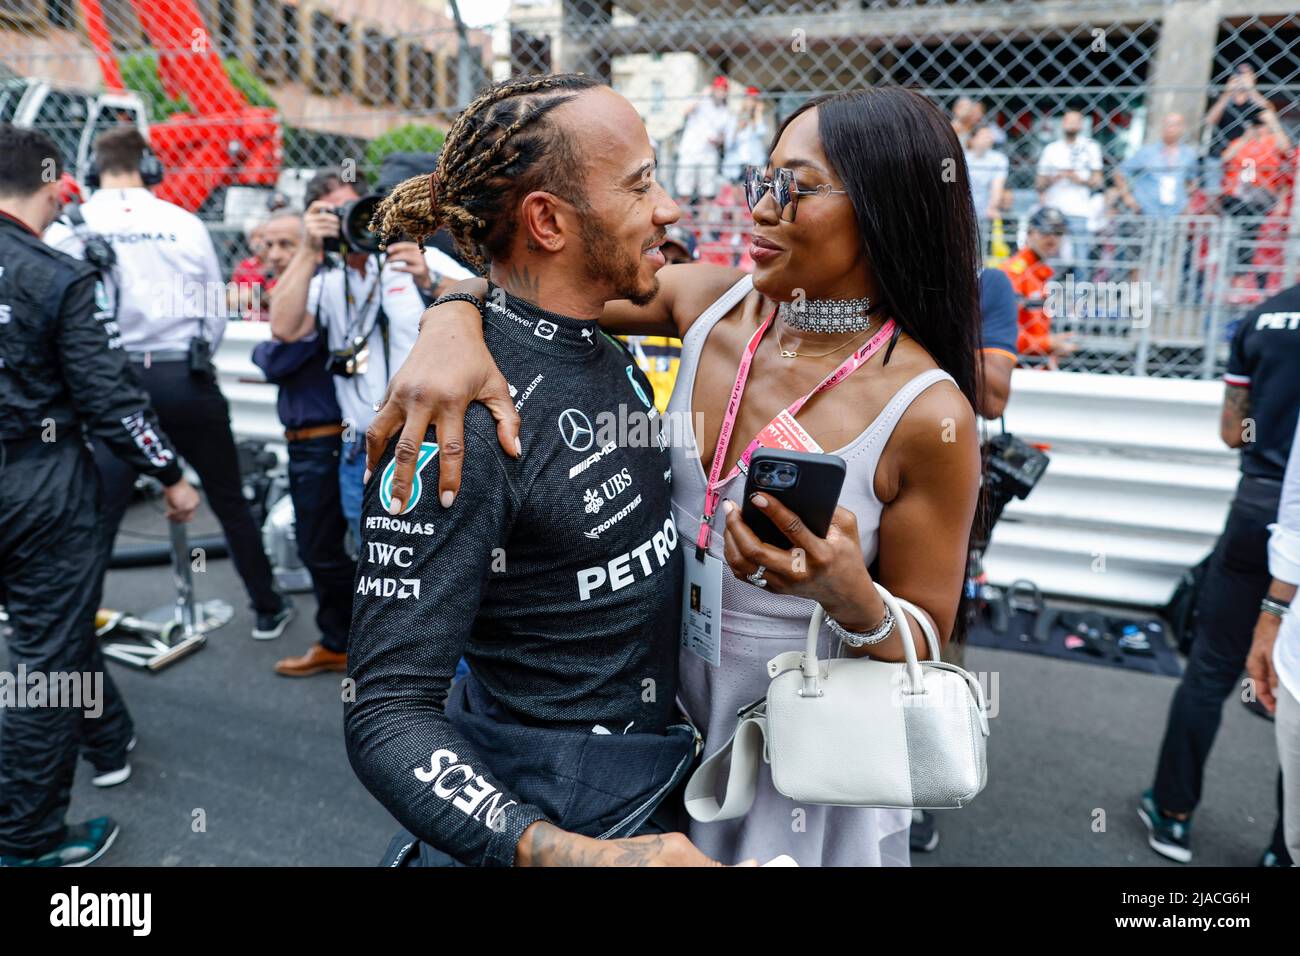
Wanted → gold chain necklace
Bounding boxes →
[775,321,873,359]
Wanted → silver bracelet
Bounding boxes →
[1261,597,1291,619]
[826,606,895,647]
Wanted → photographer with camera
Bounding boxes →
[250,209,357,678]
[47,126,293,641]
[269,167,468,544]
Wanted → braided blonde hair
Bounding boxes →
[373,73,600,271]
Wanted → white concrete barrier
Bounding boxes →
[217,321,285,445]
[983,369,1233,607]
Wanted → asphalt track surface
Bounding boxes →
[27,500,1283,867]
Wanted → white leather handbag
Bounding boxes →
[685,583,990,822]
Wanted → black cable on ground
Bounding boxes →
[109,534,230,569]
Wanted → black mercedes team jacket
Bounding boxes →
[0,212,182,484]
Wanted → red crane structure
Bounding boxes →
[79,0,282,213]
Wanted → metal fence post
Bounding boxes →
[1202,217,1234,381]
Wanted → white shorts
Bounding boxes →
[676,158,719,200]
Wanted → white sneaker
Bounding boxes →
[91,735,138,788]
[91,764,130,788]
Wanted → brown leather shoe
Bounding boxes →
[274,643,347,677]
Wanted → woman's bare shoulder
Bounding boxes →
[894,376,978,464]
[663,263,751,335]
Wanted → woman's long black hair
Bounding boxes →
[771,86,983,411]
[772,87,984,641]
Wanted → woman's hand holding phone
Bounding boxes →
[721,495,886,631]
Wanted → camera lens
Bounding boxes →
[337,195,386,255]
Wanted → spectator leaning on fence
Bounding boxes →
[1220,112,1293,290]
[951,96,987,148]
[1140,283,1300,866]
[675,75,734,204]
[1035,110,1103,274]
[1205,64,1270,168]
[964,123,1009,225]
[721,86,769,182]
[1115,113,1199,218]
[1247,409,1300,864]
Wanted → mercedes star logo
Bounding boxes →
[558,408,594,452]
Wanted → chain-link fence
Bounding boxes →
[5,0,1300,377]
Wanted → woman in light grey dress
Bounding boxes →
[667,272,964,865]
[659,88,983,865]
[373,86,984,866]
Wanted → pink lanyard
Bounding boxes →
[695,309,897,557]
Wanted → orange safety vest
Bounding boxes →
[999,247,1055,358]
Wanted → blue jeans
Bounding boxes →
[287,434,356,653]
[1064,215,1093,281]
[339,436,366,551]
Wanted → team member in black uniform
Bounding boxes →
[1142,282,1300,865]
[0,126,199,867]
[346,75,721,867]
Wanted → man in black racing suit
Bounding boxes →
[345,76,720,867]
[0,125,199,867]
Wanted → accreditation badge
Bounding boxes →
[1158,174,1177,208]
[682,550,724,667]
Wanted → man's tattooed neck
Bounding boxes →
[500,263,542,305]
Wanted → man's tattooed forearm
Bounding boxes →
[525,821,599,866]
[523,822,670,866]
[1225,384,1251,418]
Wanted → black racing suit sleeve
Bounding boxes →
[55,271,184,486]
[344,427,548,867]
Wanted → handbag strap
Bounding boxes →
[896,595,942,663]
[684,705,768,823]
[801,585,934,695]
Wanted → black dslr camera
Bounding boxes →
[326,334,371,378]
[323,194,385,255]
[972,432,1050,551]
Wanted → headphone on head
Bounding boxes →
[85,142,165,190]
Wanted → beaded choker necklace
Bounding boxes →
[777,295,876,333]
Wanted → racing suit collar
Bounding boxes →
[0,209,39,236]
[482,284,605,358]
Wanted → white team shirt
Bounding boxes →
[679,96,735,161]
[1036,137,1103,220]
[44,187,228,353]
[305,249,470,436]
